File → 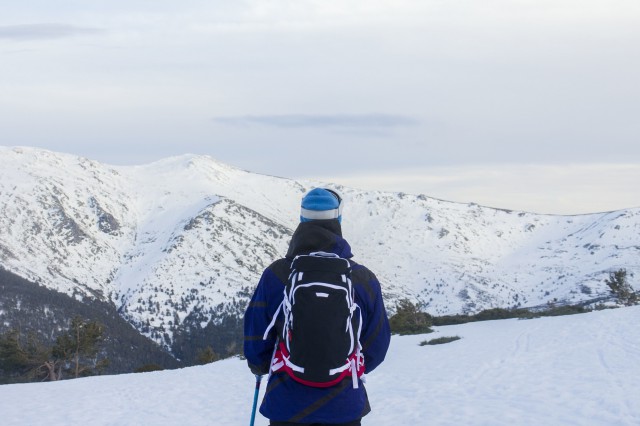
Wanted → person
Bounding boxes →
[244,188,391,426]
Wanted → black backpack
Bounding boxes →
[265,252,364,388]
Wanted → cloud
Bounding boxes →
[307,163,640,215]
[213,113,419,129]
[0,24,104,40]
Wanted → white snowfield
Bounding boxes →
[2,146,640,351]
[1,306,638,426]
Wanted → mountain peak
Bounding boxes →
[1,146,638,353]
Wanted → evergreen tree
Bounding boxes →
[0,317,108,382]
[0,329,59,381]
[196,346,219,365]
[389,299,433,335]
[605,269,637,306]
[53,316,109,378]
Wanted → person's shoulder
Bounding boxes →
[349,258,373,272]
[349,259,379,282]
[264,257,292,280]
[267,257,289,268]
[349,259,383,305]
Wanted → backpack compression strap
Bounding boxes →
[270,342,365,389]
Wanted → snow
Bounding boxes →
[2,146,640,350]
[1,306,638,426]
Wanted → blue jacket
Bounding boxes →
[244,220,391,423]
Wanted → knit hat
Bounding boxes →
[300,188,343,223]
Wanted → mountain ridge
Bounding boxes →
[1,146,638,354]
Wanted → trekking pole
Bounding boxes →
[250,374,262,426]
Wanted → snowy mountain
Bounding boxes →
[1,305,639,425]
[1,146,638,354]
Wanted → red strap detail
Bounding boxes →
[273,342,364,388]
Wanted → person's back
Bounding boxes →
[244,188,391,425]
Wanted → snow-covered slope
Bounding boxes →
[1,146,639,348]
[1,306,638,426]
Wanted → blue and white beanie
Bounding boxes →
[300,188,343,223]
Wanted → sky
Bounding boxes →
[1,306,639,425]
[1,0,639,214]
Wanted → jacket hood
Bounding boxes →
[285,220,353,259]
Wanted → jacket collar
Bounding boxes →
[285,220,353,259]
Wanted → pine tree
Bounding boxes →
[196,346,219,365]
[53,316,108,378]
[0,329,57,381]
[389,299,433,335]
[605,269,637,306]
[0,329,30,378]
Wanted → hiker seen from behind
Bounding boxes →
[244,188,391,426]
